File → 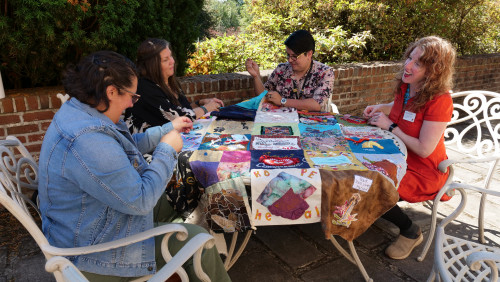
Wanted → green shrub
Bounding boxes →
[0,0,207,89]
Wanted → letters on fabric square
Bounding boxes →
[250,150,310,170]
[200,177,254,233]
[198,133,251,151]
[320,169,399,241]
[251,168,322,225]
[250,135,302,150]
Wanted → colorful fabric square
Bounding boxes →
[341,126,385,139]
[216,151,251,181]
[251,168,322,226]
[320,169,399,241]
[250,150,310,170]
[188,150,223,188]
[304,150,366,171]
[200,177,254,233]
[268,188,309,220]
[198,133,251,151]
[165,151,203,213]
[335,114,368,126]
[252,122,300,136]
[298,123,342,138]
[250,135,302,150]
[299,115,337,125]
[207,120,254,134]
[353,153,407,188]
[254,111,299,123]
[347,138,402,155]
[300,136,350,152]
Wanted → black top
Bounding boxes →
[124,78,196,133]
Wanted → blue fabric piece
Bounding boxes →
[235,90,268,109]
[347,138,402,154]
[211,105,256,121]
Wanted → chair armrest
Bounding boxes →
[45,256,89,282]
[150,233,215,282]
[438,156,500,173]
[41,223,188,257]
[466,251,500,280]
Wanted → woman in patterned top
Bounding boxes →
[125,38,224,133]
[245,30,335,112]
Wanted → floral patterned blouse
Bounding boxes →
[124,78,195,134]
[264,60,335,111]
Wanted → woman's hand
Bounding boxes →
[363,104,383,118]
[199,98,224,108]
[202,99,223,112]
[160,130,183,153]
[171,116,193,133]
[266,91,282,106]
[367,112,392,130]
[245,58,260,78]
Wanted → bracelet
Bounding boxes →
[388,123,398,132]
[200,105,208,114]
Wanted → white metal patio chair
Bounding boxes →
[0,136,215,282]
[418,90,500,262]
[427,182,500,281]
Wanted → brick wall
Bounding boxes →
[1,53,499,159]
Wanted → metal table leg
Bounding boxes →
[224,230,253,270]
[329,235,373,282]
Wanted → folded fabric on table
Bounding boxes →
[268,188,309,220]
[211,105,257,121]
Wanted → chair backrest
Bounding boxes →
[446,90,500,158]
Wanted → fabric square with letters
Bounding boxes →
[198,133,251,151]
[250,135,302,150]
[298,123,342,138]
[341,126,386,139]
[207,120,253,134]
[250,150,310,170]
[304,150,366,171]
[251,168,322,226]
[347,138,402,155]
[300,136,350,152]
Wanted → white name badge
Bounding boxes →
[403,111,416,122]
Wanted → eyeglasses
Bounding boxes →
[120,88,141,104]
[286,52,306,62]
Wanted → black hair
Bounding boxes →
[62,50,138,112]
[284,30,315,54]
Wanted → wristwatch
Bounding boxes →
[388,123,398,132]
[280,98,287,106]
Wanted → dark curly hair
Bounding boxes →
[62,51,138,112]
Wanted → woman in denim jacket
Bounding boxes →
[37,51,231,281]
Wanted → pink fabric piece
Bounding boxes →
[268,188,309,220]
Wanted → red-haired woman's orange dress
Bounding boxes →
[388,84,453,203]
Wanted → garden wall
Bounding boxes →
[1,53,499,159]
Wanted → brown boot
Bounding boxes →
[385,233,423,260]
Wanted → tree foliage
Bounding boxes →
[187,0,500,75]
[0,0,207,89]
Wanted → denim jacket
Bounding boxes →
[38,98,178,277]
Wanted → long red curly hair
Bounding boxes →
[394,36,456,112]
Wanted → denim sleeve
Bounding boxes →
[132,122,174,154]
[68,131,177,215]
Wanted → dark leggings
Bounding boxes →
[382,204,413,232]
